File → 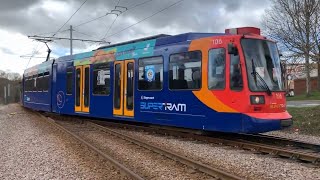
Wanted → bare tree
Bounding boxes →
[263,0,320,96]
[310,10,320,90]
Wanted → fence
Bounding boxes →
[0,78,21,104]
[294,77,318,95]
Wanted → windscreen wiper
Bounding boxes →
[251,59,272,96]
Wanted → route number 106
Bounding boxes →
[212,39,223,45]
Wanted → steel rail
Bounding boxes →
[87,121,243,180]
[37,114,143,180]
[90,120,320,165]
[236,133,320,153]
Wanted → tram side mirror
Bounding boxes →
[228,43,238,55]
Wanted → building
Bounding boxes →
[284,63,318,95]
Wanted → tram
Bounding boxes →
[23,27,292,133]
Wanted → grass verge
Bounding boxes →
[287,106,320,136]
[286,91,320,101]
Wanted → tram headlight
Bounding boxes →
[250,95,265,104]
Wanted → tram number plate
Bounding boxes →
[212,39,222,45]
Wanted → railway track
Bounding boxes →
[226,133,320,153]
[88,119,320,166]
[37,113,143,180]
[39,113,243,180]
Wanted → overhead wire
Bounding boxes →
[32,29,70,37]
[102,0,122,39]
[24,0,181,69]
[105,0,185,39]
[25,0,88,70]
[52,0,88,37]
[72,0,154,29]
[73,29,97,39]
[25,42,41,69]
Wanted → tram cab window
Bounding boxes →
[230,54,243,90]
[66,67,73,95]
[208,48,225,90]
[138,56,163,90]
[93,63,110,95]
[169,51,202,90]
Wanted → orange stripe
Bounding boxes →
[189,37,237,113]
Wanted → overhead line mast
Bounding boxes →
[70,25,73,55]
[24,0,89,69]
[28,26,110,56]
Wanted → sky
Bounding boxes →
[0,0,271,74]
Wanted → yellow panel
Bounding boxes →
[124,60,134,117]
[75,66,82,112]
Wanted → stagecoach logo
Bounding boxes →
[140,102,187,112]
[141,96,154,100]
[56,91,65,109]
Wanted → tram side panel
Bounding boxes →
[23,62,53,112]
[52,61,76,115]
[134,44,209,130]
[87,62,114,118]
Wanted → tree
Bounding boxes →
[262,0,320,96]
[310,12,320,90]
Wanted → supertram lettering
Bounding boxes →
[163,103,186,112]
[140,102,163,110]
[140,102,187,112]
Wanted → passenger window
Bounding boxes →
[138,56,163,90]
[169,51,201,90]
[24,78,29,92]
[32,75,37,92]
[127,62,134,110]
[114,64,121,109]
[42,72,50,91]
[75,69,81,107]
[230,54,243,90]
[66,67,73,95]
[37,73,43,92]
[26,78,30,92]
[208,48,226,90]
[93,63,110,95]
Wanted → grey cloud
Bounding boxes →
[0,47,15,55]
[0,0,270,51]
[0,0,41,11]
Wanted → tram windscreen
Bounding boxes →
[241,39,284,92]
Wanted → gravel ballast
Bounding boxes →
[264,131,320,145]
[115,129,320,180]
[3,104,320,180]
[58,120,213,179]
[0,104,128,179]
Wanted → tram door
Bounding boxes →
[75,65,90,113]
[113,60,134,117]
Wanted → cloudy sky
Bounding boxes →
[0,0,270,74]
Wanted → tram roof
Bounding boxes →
[53,32,226,62]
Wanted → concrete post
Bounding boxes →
[4,86,7,104]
